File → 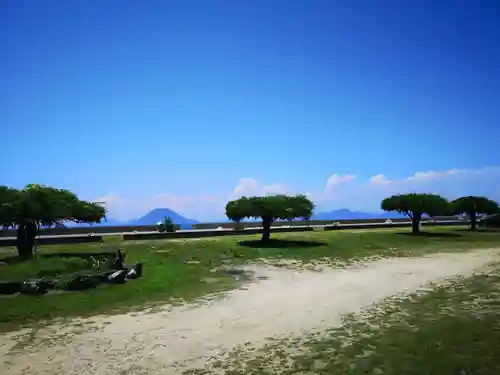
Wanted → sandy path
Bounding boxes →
[1,248,499,375]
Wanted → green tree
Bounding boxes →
[381,193,449,234]
[451,196,499,231]
[225,194,315,242]
[0,184,106,259]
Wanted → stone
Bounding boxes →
[0,281,22,295]
[108,269,127,284]
[126,262,143,279]
[65,275,96,291]
[93,270,116,283]
[20,279,48,295]
[110,249,126,270]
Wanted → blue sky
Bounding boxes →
[1,0,499,221]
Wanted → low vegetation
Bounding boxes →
[381,193,450,234]
[0,184,106,259]
[226,194,314,242]
[0,256,103,281]
[451,195,499,230]
[1,227,500,331]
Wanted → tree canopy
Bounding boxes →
[0,184,106,228]
[225,194,314,241]
[451,196,499,216]
[381,193,449,234]
[0,184,106,258]
[451,196,499,230]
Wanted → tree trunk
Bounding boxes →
[411,214,422,234]
[16,220,37,260]
[469,210,477,231]
[261,217,272,242]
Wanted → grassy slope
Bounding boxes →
[1,227,499,331]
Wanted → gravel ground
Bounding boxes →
[1,248,498,375]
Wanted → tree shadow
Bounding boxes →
[453,228,500,233]
[0,255,26,264]
[396,232,462,238]
[238,239,326,249]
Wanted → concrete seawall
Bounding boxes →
[0,220,469,247]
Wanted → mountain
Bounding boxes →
[312,209,406,220]
[64,208,198,228]
[63,218,123,228]
[213,209,407,223]
[127,208,199,226]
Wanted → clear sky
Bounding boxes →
[1,0,499,221]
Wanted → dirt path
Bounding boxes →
[1,248,499,375]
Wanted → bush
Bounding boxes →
[479,213,500,228]
[157,216,176,233]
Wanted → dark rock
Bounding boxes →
[126,262,143,279]
[42,279,59,290]
[65,275,96,291]
[110,250,126,270]
[224,268,245,275]
[20,279,48,295]
[0,281,22,295]
[93,270,116,283]
[108,269,127,284]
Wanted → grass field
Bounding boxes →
[1,227,499,331]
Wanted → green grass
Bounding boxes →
[1,227,499,332]
[0,256,102,281]
[211,263,500,375]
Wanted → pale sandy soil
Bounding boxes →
[1,248,498,375]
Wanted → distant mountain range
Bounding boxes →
[312,209,407,220]
[66,208,408,229]
[127,208,199,226]
[66,208,199,229]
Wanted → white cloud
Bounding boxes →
[95,166,500,222]
[230,178,291,199]
[325,173,356,192]
[368,174,392,185]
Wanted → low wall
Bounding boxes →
[1,217,461,236]
[0,235,104,248]
[123,226,315,241]
[0,224,181,237]
[324,220,468,231]
[325,222,411,231]
[191,218,414,230]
